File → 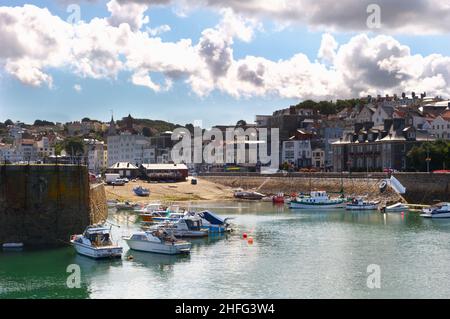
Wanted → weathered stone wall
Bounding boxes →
[393,173,450,204]
[89,183,108,224]
[201,172,450,204]
[0,165,91,247]
[201,174,402,204]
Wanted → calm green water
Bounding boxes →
[2,201,450,299]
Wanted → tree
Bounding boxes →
[407,140,450,171]
[142,127,153,137]
[4,119,13,126]
[34,119,55,126]
[236,120,247,127]
[81,117,91,123]
[64,137,85,156]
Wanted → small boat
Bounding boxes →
[107,199,118,208]
[152,212,186,223]
[116,201,139,210]
[124,229,191,255]
[133,186,150,197]
[346,197,379,211]
[234,191,265,200]
[272,193,285,204]
[2,243,24,250]
[289,191,346,209]
[380,202,409,213]
[71,225,123,259]
[168,218,209,238]
[420,202,450,218]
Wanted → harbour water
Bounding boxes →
[2,201,450,299]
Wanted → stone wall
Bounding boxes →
[201,172,450,204]
[0,164,91,247]
[201,174,402,204]
[89,183,108,224]
[393,173,450,204]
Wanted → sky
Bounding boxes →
[1,0,450,127]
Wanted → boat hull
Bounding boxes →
[420,212,450,218]
[71,241,123,259]
[289,201,346,209]
[125,239,191,255]
[346,204,378,211]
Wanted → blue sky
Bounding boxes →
[1,0,450,127]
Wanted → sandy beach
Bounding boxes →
[104,177,235,203]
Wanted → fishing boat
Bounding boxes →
[124,229,191,255]
[346,197,379,211]
[133,186,150,197]
[70,225,123,259]
[234,191,265,200]
[289,191,346,209]
[380,202,409,213]
[420,202,450,218]
[272,193,285,204]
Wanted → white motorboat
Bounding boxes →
[289,191,346,209]
[420,202,450,218]
[346,197,379,211]
[380,202,409,213]
[124,229,191,255]
[71,225,123,259]
[166,217,209,238]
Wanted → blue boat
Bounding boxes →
[133,186,150,197]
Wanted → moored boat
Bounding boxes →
[165,217,209,238]
[70,225,123,259]
[272,193,285,204]
[234,191,265,200]
[346,197,379,211]
[289,191,346,209]
[133,186,150,197]
[124,229,191,255]
[380,202,409,213]
[420,202,450,218]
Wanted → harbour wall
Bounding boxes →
[199,172,450,204]
[0,164,102,247]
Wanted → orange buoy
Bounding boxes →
[247,237,254,244]
[243,233,248,239]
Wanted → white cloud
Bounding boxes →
[2,2,450,102]
[146,24,171,36]
[116,0,450,35]
[107,0,149,31]
[74,84,82,92]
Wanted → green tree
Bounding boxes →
[142,127,153,137]
[4,119,13,126]
[64,137,85,156]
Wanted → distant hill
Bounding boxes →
[117,118,183,136]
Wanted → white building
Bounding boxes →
[429,115,450,139]
[282,139,312,168]
[107,132,150,166]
